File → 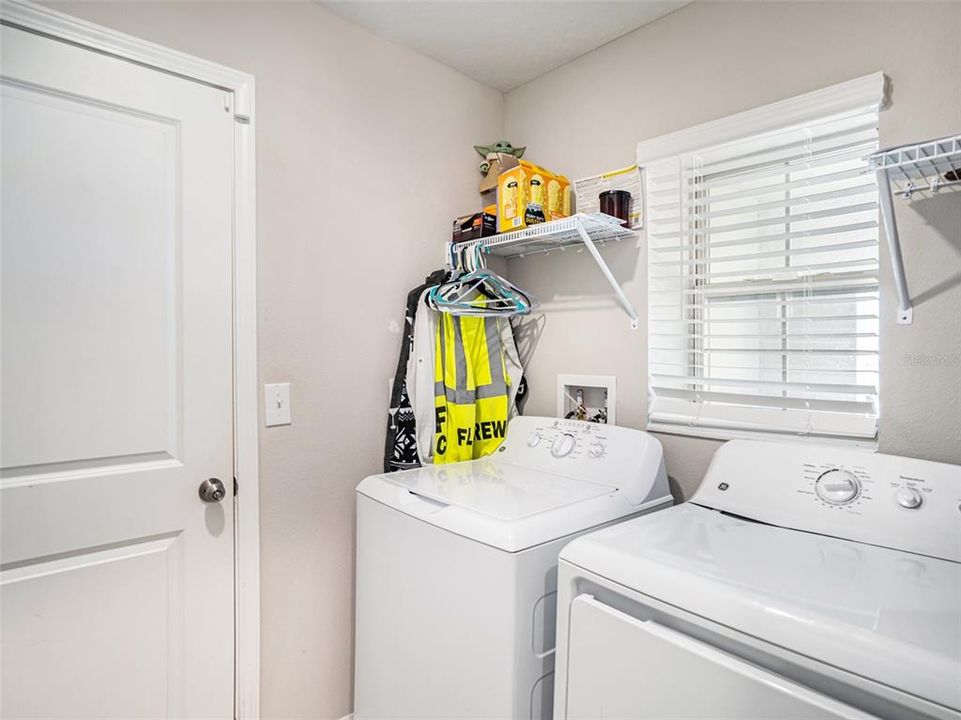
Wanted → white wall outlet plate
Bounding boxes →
[264,383,291,427]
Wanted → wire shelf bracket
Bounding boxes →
[450,213,640,329]
[869,134,961,324]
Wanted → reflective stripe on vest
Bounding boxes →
[432,311,510,463]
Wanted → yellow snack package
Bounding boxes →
[498,160,560,232]
[547,173,570,221]
[497,163,527,233]
[524,166,548,226]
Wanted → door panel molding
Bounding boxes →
[0,2,260,717]
[1,78,182,470]
[1,453,182,486]
[2,533,187,718]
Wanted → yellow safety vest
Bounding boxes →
[432,310,511,464]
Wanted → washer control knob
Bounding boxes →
[589,442,605,458]
[815,469,860,505]
[527,432,541,448]
[895,487,922,509]
[551,433,576,458]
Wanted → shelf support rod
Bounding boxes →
[875,168,913,324]
[574,220,640,330]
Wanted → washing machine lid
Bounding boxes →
[559,503,961,711]
[383,459,616,519]
[357,459,670,553]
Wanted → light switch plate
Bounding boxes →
[264,383,291,426]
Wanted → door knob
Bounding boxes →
[199,477,227,503]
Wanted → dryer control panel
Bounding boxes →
[691,440,961,562]
[496,417,669,507]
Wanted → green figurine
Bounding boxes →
[474,140,526,175]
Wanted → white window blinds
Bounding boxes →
[646,106,881,442]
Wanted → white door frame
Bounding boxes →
[0,1,261,717]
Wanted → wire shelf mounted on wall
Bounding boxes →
[870,134,961,324]
[450,212,640,329]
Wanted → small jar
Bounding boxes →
[599,190,632,227]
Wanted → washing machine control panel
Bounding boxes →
[499,417,667,505]
[691,440,961,562]
[513,418,613,463]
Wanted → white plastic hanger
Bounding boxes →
[429,242,539,317]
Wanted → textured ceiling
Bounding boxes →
[319,1,690,91]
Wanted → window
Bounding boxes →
[641,76,884,444]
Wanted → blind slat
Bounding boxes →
[698,142,877,191]
[651,239,878,267]
[650,183,876,225]
[650,314,878,324]
[651,374,877,396]
[694,124,878,177]
[648,143,877,200]
[650,360,878,374]
[649,292,879,309]
[648,166,869,209]
[651,387,876,414]
[650,347,878,356]
[647,271,879,297]
[650,258,878,282]
[652,201,877,240]
[648,405,878,441]
[650,332,877,340]
[649,221,878,253]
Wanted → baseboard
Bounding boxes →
[337,714,353,720]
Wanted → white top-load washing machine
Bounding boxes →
[353,416,672,720]
[553,440,961,720]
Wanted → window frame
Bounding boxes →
[638,73,887,447]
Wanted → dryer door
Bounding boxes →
[564,594,878,720]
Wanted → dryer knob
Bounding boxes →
[895,487,922,509]
[815,469,860,505]
[527,432,541,448]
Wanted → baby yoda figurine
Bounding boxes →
[474,140,526,195]
[474,140,526,175]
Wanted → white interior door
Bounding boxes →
[1,23,235,719]
[564,594,878,720]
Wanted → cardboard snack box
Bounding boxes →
[498,160,561,232]
[452,212,497,243]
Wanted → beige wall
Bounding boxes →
[504,1,961,499]
[45,2,502,718]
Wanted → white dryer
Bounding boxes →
[353,416,672,720]
[553,440,961,720]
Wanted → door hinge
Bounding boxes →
[233,477,238,497]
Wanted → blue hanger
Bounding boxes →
[430,242,538,317]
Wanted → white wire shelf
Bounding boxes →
[869,133,961,325]
[869,134,961,198]
[448,213,640,329]
[453,212,636,258]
